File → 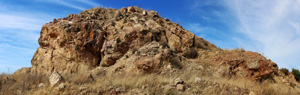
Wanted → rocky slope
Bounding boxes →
[2,6,300,95]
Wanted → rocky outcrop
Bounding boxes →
[30,6,279,82]
[31,6,217,75]
[214,50,278,80]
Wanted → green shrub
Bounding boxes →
[279,68,289,75]
[292,68,300,82]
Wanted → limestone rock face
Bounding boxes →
[31,6,217,75]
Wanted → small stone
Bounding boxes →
[115,87,122,93]
[38,83,45,88]
[79,87,88,91]
[109,86,114,90]
[176,84,184,91]
[142,10,147,15]
[249,91,255,95]
[166,65,172,69]
[195,77,201,83]
[16,90,22,95]
[282,78,288,83]
[68,14,74,18]
[233,87,239,91]
[197,65,204,70]
[49,71,63,86]
[53,19,58,23]
[174,78,184,86]
[220,91,229,95]
[247,61,259,69]
[58,83,65,91]
[111,89,117,95]
[127,6,135,13]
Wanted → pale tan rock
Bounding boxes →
[57,83,65,91]
[166,65,172,69]
[142,10,147,15]
[38,83,45,88]
[127,6,135,13]
[79,87,88,91]
[176,84,184,91]
[195,77,201,83]
[249,91,255,95]
[174,78,184,85]
[49,71,63,86]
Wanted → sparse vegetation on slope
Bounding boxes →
[292,68,300,82]
[280,68,289,75]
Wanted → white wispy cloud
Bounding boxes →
[55,0,86,10]
[188,0,300,69]
[0,0,102,73]
[0,2,52,73]
[0,14,44,30]
[223,0,300,69]
[37,0,101,11]
[75,0,102,7]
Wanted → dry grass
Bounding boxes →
[50,63,298,95]
[2,62,300,95]
[3,68,299,95]
[224,48,246,52]
[0,72,48,95]
[64,73,94,85]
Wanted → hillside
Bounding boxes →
[1,6,300,95]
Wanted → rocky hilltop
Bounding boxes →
[31,6,277,80]
[1,6,300,95]
[31,6,216,75]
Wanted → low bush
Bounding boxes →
[194,37,208,49]
[279,68,289,75]
[169,57,182,69]
[183,48,198,59]
[292,68,300,82]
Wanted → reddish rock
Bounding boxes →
[214,51,278,80]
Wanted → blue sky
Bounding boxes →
[1,0,300,73]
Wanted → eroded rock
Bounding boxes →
[214,51,278,80]
[49,71,63,86]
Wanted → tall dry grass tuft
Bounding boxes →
[64,73,95,85]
